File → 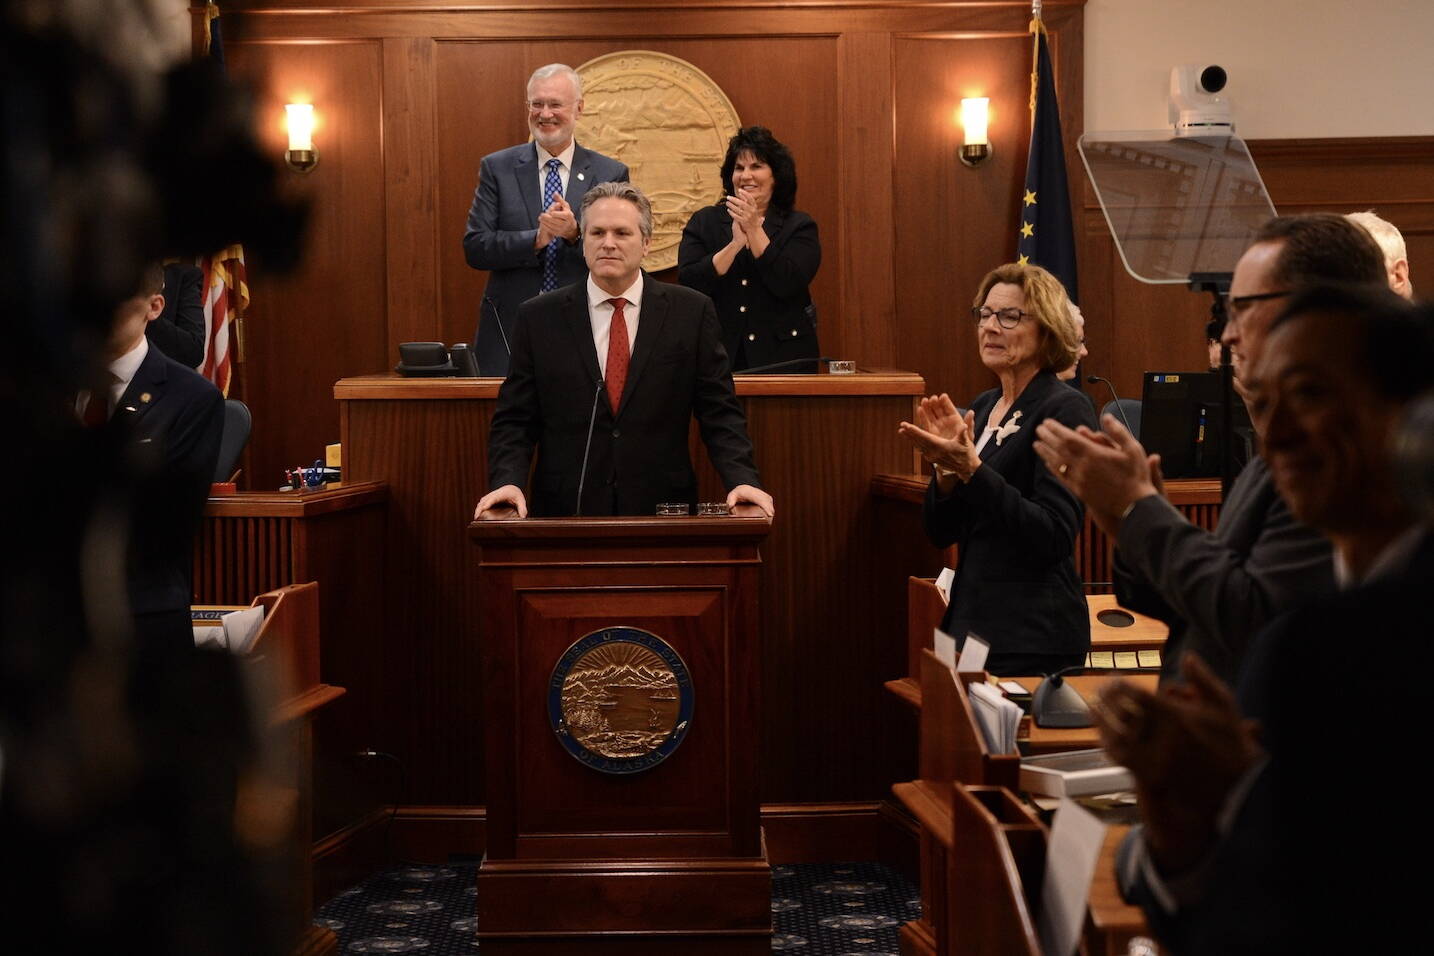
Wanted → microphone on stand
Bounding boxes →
[736,356,840,375]
[575,378,605,516]
[482,295,512,358]
[1086,375,1136,436]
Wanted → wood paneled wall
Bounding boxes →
[219,2,1433,488]
[215,3,1434,819]
[218,0,1088,489]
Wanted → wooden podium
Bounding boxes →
[470,513,774,954]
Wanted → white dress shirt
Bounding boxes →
[77,336,148,421]
[586,274,643,379]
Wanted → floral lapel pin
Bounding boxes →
[994,410,1023,446]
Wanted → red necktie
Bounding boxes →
[605,297,630,412]
[81,389,109,428]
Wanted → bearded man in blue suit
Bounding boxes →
[463,63,629,376]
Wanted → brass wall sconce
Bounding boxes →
[959,97,991,167]
[285,103,318,172]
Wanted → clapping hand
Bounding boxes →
[898,393,981,483]
[1033,414,1161,536]
[724,191,763,238]
[536,195,578,247]
[1094,653,1263,874]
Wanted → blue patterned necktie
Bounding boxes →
[540,158,562,292]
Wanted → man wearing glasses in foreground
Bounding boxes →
[463,63,629,376]
[1032,214,1386,684]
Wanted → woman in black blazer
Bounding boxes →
[899,262,1096,675]
[677,126,821,372]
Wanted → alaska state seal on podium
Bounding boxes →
[550,626,694,775]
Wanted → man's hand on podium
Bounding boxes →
[726,484,774,517]
[475,484,528,519]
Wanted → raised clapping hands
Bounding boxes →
[535,195,578,248]
[725,190,763,236]
[897,393,981,484]
[474,484,528,519]
[1093,653,1263,875]
[1032,414,1164,537]
[724,191,768,258]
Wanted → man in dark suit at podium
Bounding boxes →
[462,64,629,376]
[476,182,772,519]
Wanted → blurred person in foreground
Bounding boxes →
[2,3,306,951]
[1033,214,1386,684]
[897,262,1095,675]
[1095,285,1434,955]
[678,126,821,372]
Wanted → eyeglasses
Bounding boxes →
[971,306,1029,329]
[527,99,573,113]
[1223,290,1290,321]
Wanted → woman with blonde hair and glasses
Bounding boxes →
[899,262,1096,675]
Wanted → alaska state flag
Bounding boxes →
[1016,15,1078,303]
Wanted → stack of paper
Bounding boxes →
[1019,748,1133,797]
[968,682,1022,755]
[189,605,266,654]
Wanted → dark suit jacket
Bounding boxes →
[463,142,629,376]
[677,203,821,370]
[1113,455,1334,685]
[487,275,761,517]
[145,262,205,368]
[113,344,224,617]
[924,370,1096,671]
[1119,532,1433,954]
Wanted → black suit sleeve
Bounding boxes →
[463,154,543,272]
[1112,466,1332,669]
[752,212,820,302]
[146,264,205,368]
[692,296,761,490]
[486,301,542,491]
[677,206,723,295]
[924,389,1093,565]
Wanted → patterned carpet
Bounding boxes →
[314,860,919,954]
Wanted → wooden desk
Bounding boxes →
[887,672,1159,755]
[195,482,389,897]
[1088,825,1152,956]
[871,474,1222,591]
[247,583,346,956]
[334,369,925,858]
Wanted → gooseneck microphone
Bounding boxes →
[483,295,511,357]
[1086,375,1135,436]
[575,378,605,516]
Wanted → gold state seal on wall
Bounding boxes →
[575,51,741,272]
[548,626,694,774]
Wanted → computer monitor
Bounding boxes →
[1140,371,1253,480]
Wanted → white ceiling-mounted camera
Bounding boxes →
[1169,64,1234,136]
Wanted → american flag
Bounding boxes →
[198,3,247,395]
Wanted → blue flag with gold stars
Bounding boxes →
[1016,16,1077,302]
